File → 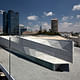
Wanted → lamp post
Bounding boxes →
[9,36,11,79]
[0,10,4,34]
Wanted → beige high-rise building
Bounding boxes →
[51,19,58,33]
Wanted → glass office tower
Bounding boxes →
[3,12,8,34]
[3,10,19,35]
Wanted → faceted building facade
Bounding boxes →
[51,19,58,33]
[3,10,19,35]
[3,12,8,34]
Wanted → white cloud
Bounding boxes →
[72,4,80,11]
[74,22,80,27]
[0,26,2,29]
[62,16,69,21]
[69,22,80,32]
[26,26,31,29]
[59,22,80,32]
[27,15,38,20]
[42,22,50,30]
[70,16,74,19]
[19,24,24,26]
[0,10,4,14]
[59,22,72,28]
[28,22,50,31]
[44,11,54,16]
[76,15,80,19]
[28,22,32,26]
[62,16,73,21]
[31,24,40,31]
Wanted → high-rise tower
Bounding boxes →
[51,19,58,33]
[3,10,19,35]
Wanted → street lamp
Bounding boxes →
[9,36,11,79]
[0,10,4,34]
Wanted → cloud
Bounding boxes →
[62,16,69,21]
[59,22,72,28]
[59,22,80,32]
[76,15,80,19]
[19,24,24,26]
[44,11,54,16]
[72,4,80,11]
[27,22,51,31]
[26,26,31,29]
[69,22,80,32]
[62,16,73,21]
[41,22,50,30]
[70,16,74,19]
[30,24,40,31]
[74,22,80,27]
[0,26,2,29]
[0,10,4,14]
[27,15,38,20]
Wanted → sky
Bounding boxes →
[0,0,80,32]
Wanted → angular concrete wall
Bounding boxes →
[0,36,73,70]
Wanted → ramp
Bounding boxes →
[0,36,73,70]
